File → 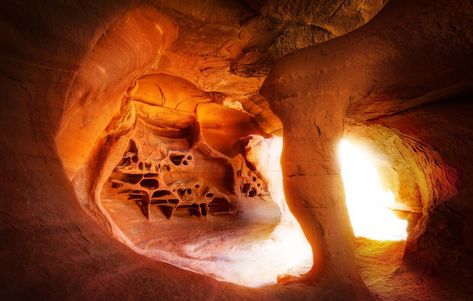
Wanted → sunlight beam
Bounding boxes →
[338,139,407,241]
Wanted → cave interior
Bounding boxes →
[1,0,473,300]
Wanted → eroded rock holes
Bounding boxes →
[109,139,234,219]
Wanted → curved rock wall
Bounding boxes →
[262,0,473,285]
[1,0,473,299]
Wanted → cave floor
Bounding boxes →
[355,238,472,301]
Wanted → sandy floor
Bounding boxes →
[355,238,473,301]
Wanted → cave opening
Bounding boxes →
[100,131,312,287]
[4,0,471,299]
[84,70,314,287]
[338,139,408,241]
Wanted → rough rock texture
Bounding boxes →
[261,0,473,295]
[1,0,473,300]
[0,0,386,300]
[94,89,280,276]
[150,0,387,134]
[371,99,473,275]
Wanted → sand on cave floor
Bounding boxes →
[355,238,473,301]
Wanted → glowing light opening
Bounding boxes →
[244,136,313,284]
[338,139,407,241]
[177,136,313,287]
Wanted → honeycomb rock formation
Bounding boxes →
[107,138,234,220]
[1,0,473,300]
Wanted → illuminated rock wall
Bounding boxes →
[262,0,473,288]
[1,0,473,299]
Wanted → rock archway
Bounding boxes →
[1,0,473,300]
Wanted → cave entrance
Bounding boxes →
[101,134,312,287]
[338,139,407,241]
[92,73,313,288]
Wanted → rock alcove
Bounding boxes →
[90,73,312,286]
[1,0,473,300]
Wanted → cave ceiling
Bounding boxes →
[136,0,387,133]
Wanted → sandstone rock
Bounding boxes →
[1,0,473,300]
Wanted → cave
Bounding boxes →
[1,0,473,300]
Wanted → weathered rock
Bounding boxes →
[1,0,473,299]
[261,0,473,295]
